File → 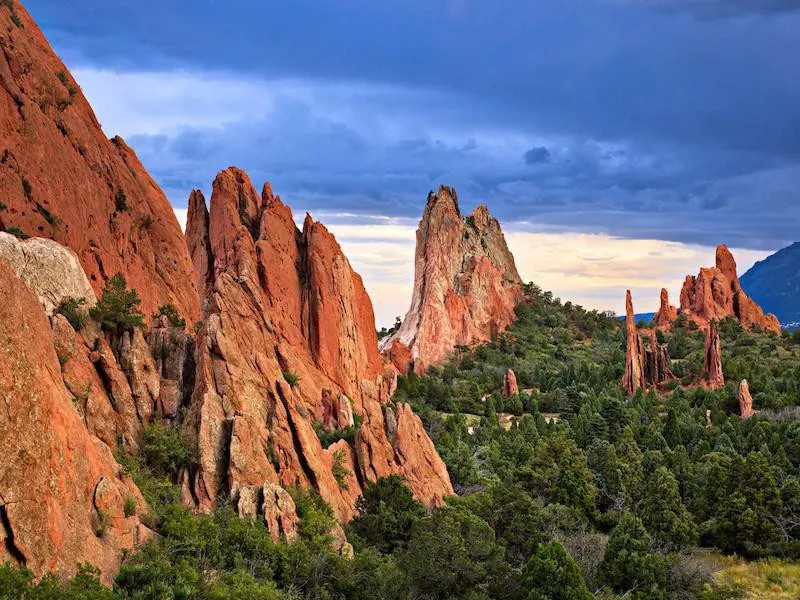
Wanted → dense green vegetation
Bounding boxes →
[3,282,800,598]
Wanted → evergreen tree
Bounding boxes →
[639,466,695,550]
[519,541,593,600]
[599,512,666,599]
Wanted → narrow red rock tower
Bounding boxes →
[0,2,198,319]
[738,379,755,419]
[680,245,780,334]
[653,288,678,329]
[621,290,646,396]
[381,186,523,373]
[703,321,725,390]
[502,368,519,398]
[184,169,453,520]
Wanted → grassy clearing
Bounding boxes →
[714,558,800,599]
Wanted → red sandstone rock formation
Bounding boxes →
[0,3,198,320]
[381,186,523,373]
[502,368,519,398]
[184,169,453,520]
[653,288,678,330]
[679,245,780,334]
[738,379,756,419]
[621,290,646,395]
[0,260,146,583]
[703,321,725,390]
[643,329,675,387]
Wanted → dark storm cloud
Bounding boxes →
[24,0,800,250]
[524,147,551,165]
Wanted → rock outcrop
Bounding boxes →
[738,379,755,419]
[622,292,675,395]
[502,368,519,398]
[381,186,523,373]
[621,290,645,395]
[703,321,725,390]
[643,329,675,387]
[184,169,453,520]
[679,245,780,334]
[0,232,96,314]
[0,260,144,583]
[0,3,198,320]
[652,288,677,330]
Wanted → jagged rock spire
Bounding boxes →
[703,321,725,390]
[622,290,646,395]
[381,185,523,373]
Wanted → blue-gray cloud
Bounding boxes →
[24,0,800,251]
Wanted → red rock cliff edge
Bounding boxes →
[0,2,198,320]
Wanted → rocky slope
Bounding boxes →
[0,1,198,320]
[678,245,780,334]
[184,168,453,521]
[381,186,523,373]
[0,259,147,583]
[740,241,800,329]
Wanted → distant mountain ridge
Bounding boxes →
[741,242,800,329]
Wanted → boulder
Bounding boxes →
[0,233,96,315]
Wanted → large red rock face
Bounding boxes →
[184,169,453,519]
[679,245,780,334]
[382,186,523,373]
[0,2,198,320]
[0,260,145,583]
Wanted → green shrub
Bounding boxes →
[153,303,186,328]
[115,189,128,212]
[139,424,194,479]
[89,273,145,333]
[55,296,88,330]
[124,496,137,518]
[21,178,31,200]
[331,447,352,491]
[56,70,69,86]
[0,202,6,211]
[282,371,300,388]
[95,509,108,538]
[5,226,28,240]
[313,411,363,448]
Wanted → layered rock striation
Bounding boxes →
[679,245,780,334]
[184,169,453,521]
[381,186,523,373]
[0,2,198,319]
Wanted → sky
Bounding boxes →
[26,0,800,326]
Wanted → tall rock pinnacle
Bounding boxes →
[703,321,725,390]
[679,245,780,334]
[621,290,646,395]
[381,186,523,373]
[653,288,678,329]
